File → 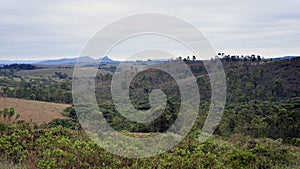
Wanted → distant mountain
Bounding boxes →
[270,56,299,60]
[97,56,116,63]
[37,58,77,65]
[77,56,95,63]
[0,60,42,67]
[0,55,298,66]
[37,56,117,65]
[0,60,41,65]
[0,56,118,67]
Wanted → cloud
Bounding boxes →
[0,0,299,60]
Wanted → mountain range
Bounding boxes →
[269,56,298,60]
[0,55,298,66]
[0,56,117,66]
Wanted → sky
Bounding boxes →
[0,0,300,60]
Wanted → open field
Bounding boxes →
[0,97,70,124]
[16,67,112,78]
[16,68,74,77]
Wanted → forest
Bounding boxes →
[0,57,299,168]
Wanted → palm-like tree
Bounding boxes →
[192,55,196,61]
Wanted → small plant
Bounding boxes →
[0,107,20,123]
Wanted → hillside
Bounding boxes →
[37,56,117,65]
[221,57,300,102]
[94,58,300,105]
[0,56,118,67]
[0,58,299,168]
[0,97,69,124]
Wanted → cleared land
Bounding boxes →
[16,68,74,77]
[0,97,70,124]
[16,67,111,78]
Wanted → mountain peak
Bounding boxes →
[98,56,116,63]
[77,56,95,62]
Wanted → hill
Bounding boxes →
[0,97,69,124]
[37,58,78,65]
[97,56,116,62]
[0,57,299,168]
[37,56,117,65]
[0,56,118,66]
[0,60,41,65]
[270,56,299,60]
[16,68,74,77]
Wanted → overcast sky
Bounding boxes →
[0,0,300,60]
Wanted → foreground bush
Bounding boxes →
[0,121,299,169]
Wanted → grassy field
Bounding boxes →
[16,68,74,77]
[16,67,112,78]
[0,97,70,124]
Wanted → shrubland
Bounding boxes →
[0,58,299,168]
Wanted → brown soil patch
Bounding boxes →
[0,97,70,124]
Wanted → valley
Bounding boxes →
[0,56,299,168]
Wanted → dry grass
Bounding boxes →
[0,97,70,124]
[132,132,154,138]
[16,68,74,77]
[16,67,110,78]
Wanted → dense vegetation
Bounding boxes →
[94,58,300,141]
[92,101,300,146]
[0,57,299,168]
[0,74,72,103]
[1,58,299,104]
[1,64,40,71]
[0,120,299,168]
